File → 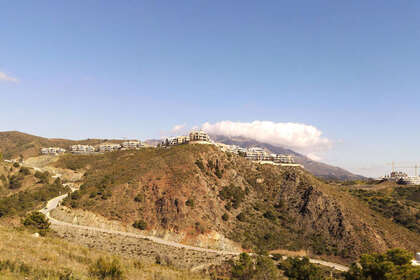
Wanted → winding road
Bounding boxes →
[38,169,349,272]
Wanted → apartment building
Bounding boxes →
[71,144,95,154]
[189,130,210,142]
[98,143,121,152]
[122,140,142,150]
[40,147,66,155]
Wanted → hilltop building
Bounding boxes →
[162,130,211,146]
[122,140,143,150]
[71,144,95,154]
[383,171,420,185]
[98,143,121,152]
[40,147,66,155]
[189,130,210,142]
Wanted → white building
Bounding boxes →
[71,145,95,154]
[40,147,66,155]
[122,140,142,150]
[189,130,210,142]
[98,143,121,152]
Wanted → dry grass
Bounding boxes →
[0,224,208,279]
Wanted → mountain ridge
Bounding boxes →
[210,134,364,181]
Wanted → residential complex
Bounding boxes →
[189,130,210,142]
[220,145,298,166]
[162,130,210,146]
[71,144,95,154]
[98,143,121,152]
[122,140,143,150]
[40,147,66,155]
[382,171,420,185]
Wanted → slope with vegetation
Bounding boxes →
[0,161,70,219]
[54,144,420,262]
[0,223,207,280]
[349,186,420,234]
[0,131,109,160]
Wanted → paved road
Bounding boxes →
[38,168,349,272]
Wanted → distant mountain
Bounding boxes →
[210,134,364,181]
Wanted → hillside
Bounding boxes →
[0,223,206,279]
[0,160,70,219]
[54,144,420,262]
[0,131,110,160]
[210,135,364,181]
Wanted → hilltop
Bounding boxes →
[53,144,420,262]
[0,131,113,160]
[210,134,364,181]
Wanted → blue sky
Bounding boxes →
[1,1,420,177]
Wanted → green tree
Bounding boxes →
[231,253,255,280]
[231,253,279,280]
[344,248,420,280]
[281,257,325,280]
[23,212,50,236]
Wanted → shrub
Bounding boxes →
[344,248,420,280]
[263,210,276,221]
[236,212,246,222]
[23,212,50,235]
[219,185,246,209]
[280,257,325,280]
[13,162,20,168]
[222,213,229,221]
[134,193,144,202]
[133,220,147,230]
[19,167,31,175]
[195,159,205,171]
[34,171,50,184]
[89,257,124,280]
[231,253,279,280]
[185,198,195,207]
[8,174,23,189]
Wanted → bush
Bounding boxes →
[231,253,279,280]
[280,257,325,280]
[34,171,50,184]
[89,257,124,280]
[219,185,246,209]
[8,174,23,189]
[185,198,195,207]
[222,213,229,221]
[263,210,276,221]
[133,220,147,230]
[134,193,144,202]
[195,159,205,171]
[13,162,20,168]
[19,167,31,175]
[236,212,246,222]
[23,212,50,235]
[344,248,420,280]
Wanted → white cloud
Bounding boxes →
[171,123,186,133]
[0,72,19,83]
[306,153,322,161]
[202,120,331,158]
